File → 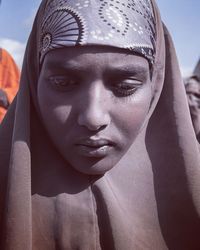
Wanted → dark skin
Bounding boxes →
[37,46,154,175]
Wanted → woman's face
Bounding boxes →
[38,46,153,175]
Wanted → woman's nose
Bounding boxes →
[77,82,111,131]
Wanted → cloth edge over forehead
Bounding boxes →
[39,0,156,65]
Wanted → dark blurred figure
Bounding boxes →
[0,48,20,123]
[185,59,200,141]
[0,0,20,123]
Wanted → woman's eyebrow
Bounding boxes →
[45,60,149,76]
[106,65,149,76]
[45,60,90,73]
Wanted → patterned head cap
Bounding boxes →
[40,0,156,65]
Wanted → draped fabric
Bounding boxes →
[0,48,20,122]
[0,0,200,249]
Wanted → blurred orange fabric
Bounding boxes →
[0,48,20,122]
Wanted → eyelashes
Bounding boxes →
[111,78,143,97]
[49,75,79,91]
[48,75,143,97]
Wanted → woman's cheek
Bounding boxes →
[113,87,152,142]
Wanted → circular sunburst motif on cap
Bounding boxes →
[40,6,86,61]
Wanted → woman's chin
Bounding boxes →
[69,156,119,175]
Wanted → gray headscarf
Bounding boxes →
[40,0,156,64]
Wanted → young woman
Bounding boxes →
[0,0,200,249]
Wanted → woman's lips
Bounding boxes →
[75,138,115,158]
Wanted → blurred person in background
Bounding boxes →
[185,59,200,141]
[0,0,20,123]
[0,48,20,122]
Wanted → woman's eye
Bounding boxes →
[112,78,143,97]
[49,76,78,91]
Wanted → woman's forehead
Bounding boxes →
[43,46,150,71]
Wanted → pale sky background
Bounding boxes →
[0,0,199,77]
